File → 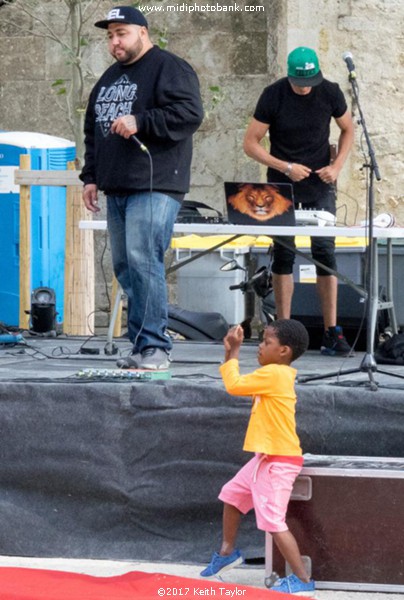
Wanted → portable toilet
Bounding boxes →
[0,132,76,327]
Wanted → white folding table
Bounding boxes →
[79,220,404,350]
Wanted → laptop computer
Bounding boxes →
[224,181,296,226]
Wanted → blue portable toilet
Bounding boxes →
[0,132,76,327]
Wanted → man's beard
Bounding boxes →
[114,39,143,64]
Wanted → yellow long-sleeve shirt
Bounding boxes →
[220,359,302,456]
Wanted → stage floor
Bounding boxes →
[1,333,404,390]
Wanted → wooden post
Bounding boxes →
[19,154,31,329]
[63,162,95,335]
[111,275,123,338]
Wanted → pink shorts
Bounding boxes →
[218,455,302,533]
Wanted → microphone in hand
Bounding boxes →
[131,134,149,153]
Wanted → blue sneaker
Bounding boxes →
[268,574,315,596]
[200,549,243,578]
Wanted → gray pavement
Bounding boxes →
[0,556,402,599]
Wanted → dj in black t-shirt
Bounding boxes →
[244,47,354,356]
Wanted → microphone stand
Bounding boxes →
[349,71,380,387]
[299,69,403,391]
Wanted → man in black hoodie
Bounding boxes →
[80,6,203,370]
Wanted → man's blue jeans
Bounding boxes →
[107,192,180,353]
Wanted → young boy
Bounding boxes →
[200,319,314,596]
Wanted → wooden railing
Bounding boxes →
[15,156,95,335]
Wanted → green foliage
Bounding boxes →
[205,85,226,119]
[51,79,67,95]
[154,28,168,49]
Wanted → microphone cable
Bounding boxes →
[129,135,154,356]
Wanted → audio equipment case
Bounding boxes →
[265,455,404,593]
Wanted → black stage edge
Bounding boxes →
[0,336,403,563]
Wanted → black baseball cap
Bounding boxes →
[95,6,148,29]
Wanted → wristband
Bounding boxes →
[284,163,293,178]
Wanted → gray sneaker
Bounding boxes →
[116,352,142,369]
[140,348,170,370]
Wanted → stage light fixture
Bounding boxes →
[29,287,57,333]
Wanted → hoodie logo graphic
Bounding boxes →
[95,74,138,137]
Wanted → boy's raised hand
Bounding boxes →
[224,325,244,361]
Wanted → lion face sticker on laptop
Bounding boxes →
[225,182,296,226]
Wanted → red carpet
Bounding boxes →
[0,567,314,599]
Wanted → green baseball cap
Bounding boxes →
[287,47,323,87]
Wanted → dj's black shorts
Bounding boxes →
[272,186,337,277]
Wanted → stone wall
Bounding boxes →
[285,0,404,223]
[1,0,402,213]
[1,0,403,328]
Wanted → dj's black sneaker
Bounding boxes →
[321,326,353,357]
